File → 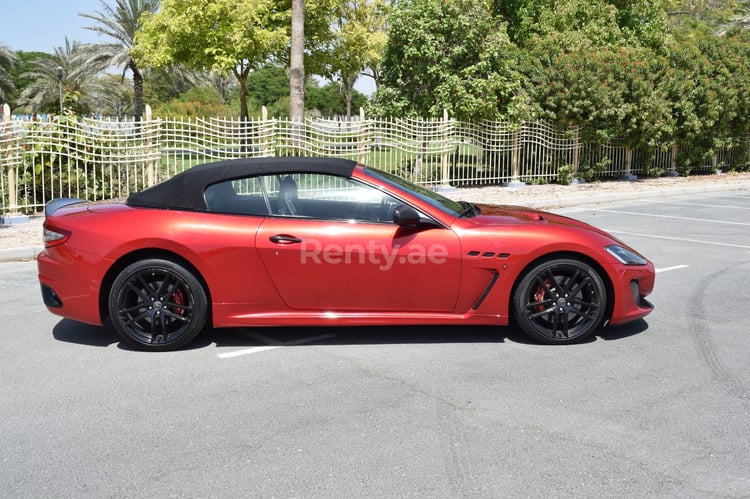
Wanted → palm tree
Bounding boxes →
[18,38,97,115]
[89,74,134,119]
[0,43,18,102]
[78,0,160,121]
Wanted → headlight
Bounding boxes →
[605,245,648,266]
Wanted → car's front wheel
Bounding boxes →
[513,257,606,344]
[108,259,208,351]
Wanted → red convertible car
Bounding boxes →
[38,157,654,351]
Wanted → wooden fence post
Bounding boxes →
[441,109,450,187]
[572,127,580,177]
[668,143,679,176]
[1,103,28,224]
[261,106,274,157]
[145,105,155,187]
[620,147,636,181]
[508,124,525,186]
[358,107,367,165]
[4,104,17,211]
[2,104,14,213]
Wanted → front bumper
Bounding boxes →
[607,263,655,326]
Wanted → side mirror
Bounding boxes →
[392,204,421,227]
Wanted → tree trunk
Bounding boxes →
[238,71,249,120]
[236,67,250,152]
[344,73,357,119]
[131,62,143,122]
[289,0,305,122]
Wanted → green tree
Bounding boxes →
[18,39,97,115]
[325,0,388,118]
[0,44,17,102]
[154,86,233,117]
[495,0,668,50]
[134,0,289,120]
[611,0,669,49]
[665,31,750,168]
[142,66,214,109]
[246,65,290,111]
[307,80,368,116]
[666,0,750,33]
[373,0,529,121]
[530,45,674,148]
[7,51,47,107]
[78,0,159,121]
[243,65,366,117]
[89,74,134,118]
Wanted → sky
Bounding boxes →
[0,0,376,95]
[1,0,106,53]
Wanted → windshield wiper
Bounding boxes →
[458,200,479,218]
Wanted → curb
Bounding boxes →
[513,181,750,210]
[0,245,44,263]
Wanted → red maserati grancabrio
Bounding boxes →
[38,157,654,351]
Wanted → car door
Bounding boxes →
[254,172,462,312]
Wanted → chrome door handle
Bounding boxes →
[269,234,302,244]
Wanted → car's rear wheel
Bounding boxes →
[108,259,207,351]
[513,257,606,344]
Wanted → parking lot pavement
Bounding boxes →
[1,190,749,498]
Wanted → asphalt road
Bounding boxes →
[1,191,748,498]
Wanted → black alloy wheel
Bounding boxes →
[513,258,607,344]
[108,259,208,351]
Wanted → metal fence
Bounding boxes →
[2,104,749,214]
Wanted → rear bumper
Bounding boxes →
[37,250,105,326]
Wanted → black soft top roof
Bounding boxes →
[127,157,358,211]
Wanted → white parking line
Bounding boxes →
[649,200,750,210]
[597,210,750,226]
[218,346,280,359]
[607,230,750,250]
[655,265,689,274]
[217,333,338,359]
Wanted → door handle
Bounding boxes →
[269,234,302,244]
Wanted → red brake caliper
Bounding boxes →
[533,278,552,312]
[170,290,186,316]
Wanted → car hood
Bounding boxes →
[469,203,615,237]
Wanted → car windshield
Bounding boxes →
[363,167,472,217]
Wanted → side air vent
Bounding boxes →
[467,251,510,258]
[466,250,510,259]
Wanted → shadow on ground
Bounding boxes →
[52,317,649,351]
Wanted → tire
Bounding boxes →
[512,257,606,344]
[108,258,208,351]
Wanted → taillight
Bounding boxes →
[43,226,70,247]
